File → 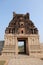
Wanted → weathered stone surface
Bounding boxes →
[7,55,43,65]
[5,12,38,34]
[2,12,43,57]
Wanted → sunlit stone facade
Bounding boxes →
[2,12,41,57]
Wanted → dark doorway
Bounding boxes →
[18,40,26,54]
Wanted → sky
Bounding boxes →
[0,0,43,43]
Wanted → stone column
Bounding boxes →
[26,38,29,55]
[33,29,34,34]
[26,37,30,55]
[28,37,31,55]
[15,37,18,55]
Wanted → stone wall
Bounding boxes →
[2,34,41,56]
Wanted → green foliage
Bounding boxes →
[0,61,5,65]
[18,45,24,52]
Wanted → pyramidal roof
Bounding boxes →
[5,12,38,34]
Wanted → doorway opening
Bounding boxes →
[18,39,26,54]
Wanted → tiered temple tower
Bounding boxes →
[2,12,40,56]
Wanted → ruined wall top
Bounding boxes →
[5,12,38,34]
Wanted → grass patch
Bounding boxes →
[0,61,5,65]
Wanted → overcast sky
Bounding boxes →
[0,0,43,43]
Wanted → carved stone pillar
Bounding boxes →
[15,37,18,55]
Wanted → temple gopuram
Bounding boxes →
[2,12,42,57]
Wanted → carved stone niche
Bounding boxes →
[34,28,38,34]
[19,22,24,28]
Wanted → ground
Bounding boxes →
[0,61,5,65]
[0,55,43,65]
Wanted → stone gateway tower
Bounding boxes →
[2,12,40,56]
